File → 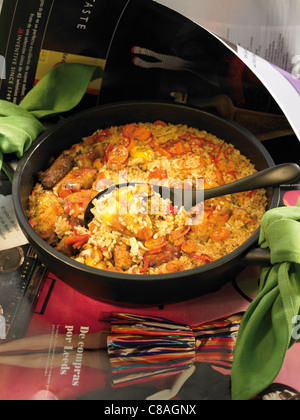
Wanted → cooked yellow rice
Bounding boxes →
[27,121,268,275]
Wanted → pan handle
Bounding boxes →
[243,248,271,266]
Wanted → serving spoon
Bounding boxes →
[84,163,300,227]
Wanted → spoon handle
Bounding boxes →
[203,163,300,202]
[153,163,300,209]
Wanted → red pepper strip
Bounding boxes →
[180,133,215,149]
[122,123,151,141]
[246,190,257,198]
[184,139,204,150]
[179,132,205,142]
[215,169,225,185]
[156,146,172,159]
[84,129,112,145]
[228,170,237,179]
[212,145,223,165]
[96,128,112,142]
[102,144,114,163]
[140,256,150,273]
[166,204,179,214]
[149,139,173,159]
[190,253,214,264]
[65,234,90,249]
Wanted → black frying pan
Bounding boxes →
[12,101,283,305]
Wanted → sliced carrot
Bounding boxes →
[169,226,191,242]
[107,145,129,166]
[122,123,151,141]
[173,237,186,247]
[210,228,230,241]
[166,260,185,273]
[145,237,167,250]
[181,240,197,254]
[154,120,167,126]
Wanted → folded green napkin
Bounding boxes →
[231,197,300,400]
[0,62,104,177]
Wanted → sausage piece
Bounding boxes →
[114,243,133,271]
[38,153,75,190]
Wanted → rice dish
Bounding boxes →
[27,121,268,274]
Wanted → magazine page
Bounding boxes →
[0,0,296,141]
[156,0,300,74]
[0,0,130,106]
[156,0,300,141]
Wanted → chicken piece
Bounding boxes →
[28,191,65,245]
[94,171,115,192]
[113,243,133,270]
[146,243,181,268]
[62,189,96,219]
[189,207,232,243]
[54,167,97,196]
[38,153,75,190]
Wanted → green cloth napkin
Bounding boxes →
[0,62,104,174]
[231,197,300,400]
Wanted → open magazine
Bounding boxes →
[0,0,299,140]
[157,0,300,141]
[0,0,299,401]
